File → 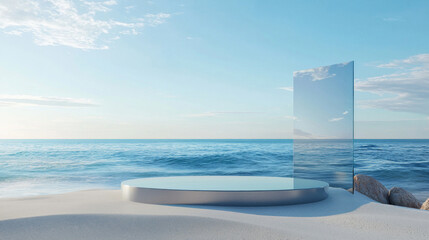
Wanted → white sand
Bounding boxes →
[1,188,428,240]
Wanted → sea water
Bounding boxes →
[0,139,428,202]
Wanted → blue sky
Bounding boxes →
[294,62,354,139]
[0,0,428,139]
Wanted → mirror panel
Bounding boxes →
[293,62,354,190]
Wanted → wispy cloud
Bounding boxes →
[279,86,293,92]
[376,54,429,68]
[184,111,261,118]
[0,0,170,50]
[328,110,348,122]
[294,62,352,82]
[294,65,335,81]
[142,13,171,27]
[356,53,429,114]
[4,30,22,36]
[329,117,344,122]
[0,95,97,107]
[83,0,117,13]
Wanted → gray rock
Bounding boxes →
[421,198,429,210]
[354,174,389,204]
[388,187,421,209]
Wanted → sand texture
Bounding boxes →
[1,188,429,240]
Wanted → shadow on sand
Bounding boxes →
[173,188,374,217]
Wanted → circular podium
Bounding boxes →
[122,176,328,206]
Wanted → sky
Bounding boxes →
[0,0,428,139]
[294,62,354,139]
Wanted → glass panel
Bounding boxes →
[293,62,354,190]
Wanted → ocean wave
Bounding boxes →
[0,139,428,201]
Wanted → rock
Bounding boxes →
[354,174,389,204]
[421,198,429,210]
[388,187,421,209]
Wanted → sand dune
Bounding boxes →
[1,188,428,240]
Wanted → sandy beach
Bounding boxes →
[1,188,428,240]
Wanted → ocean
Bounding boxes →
[0,139,428,202]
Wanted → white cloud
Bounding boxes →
[329,117,344,122]
[328,111,348,122]
[0,0,170,50]
[143,13,171,27]
[294,65,336,81]
[294,62,352,81]
[376,54,429,68]
[356,54,429,114]
[0,95,97,107]
[4,30,23,36]
[279,86,293,92]
[83,0,117,13]
[184,111,261,118]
